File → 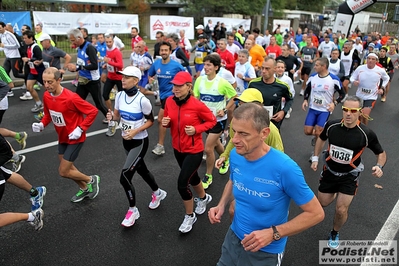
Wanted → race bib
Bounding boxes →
[195,52,203,58]
[28,62,35,69]
[49,110,66,127]
[76,58,85,66]
[269,53,276,59]
[120,121,133,131]
[107,64,115,73]
[330,144,353,164]
[263,105,274,116]
[43,62,50,69]
[313,97,323,106]
[303,55,311,62]
[361,88,372,94]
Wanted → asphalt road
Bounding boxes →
[0,73,398,266]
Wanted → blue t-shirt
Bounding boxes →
[148,60,185,100]
[229,147,315,254]
[96,41,107,57]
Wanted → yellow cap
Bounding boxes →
[236,89,263,104]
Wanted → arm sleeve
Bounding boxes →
[337,61,345,79]
[71,94,98,131]
[82,44,98,71]
[184,38,192,51]
[32,46,43,61]
[3,33,20,49]
[303,79,312,100]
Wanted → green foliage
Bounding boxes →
[296,0,326,13]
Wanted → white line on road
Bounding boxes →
[360,199,399,266]
[18,115,158,155]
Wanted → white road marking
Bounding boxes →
[18,115,158,155]
[360,199,399,266]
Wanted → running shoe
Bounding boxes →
[220,131,227,146]
[299,89,305,96]
[285,107,292,119]
[105,121,118,137]
[202,153,207,160]
[219,160,230,175]
[202,174,213,189]
[20,92,33,100]
[179,213,197,233]
[148,189,167,209]
[121,208,140,227]
[34,111,44,122]
[88,175,100,199]
[109,88,117,101]
[30,208,44,231]
[102,118,109,124]
[328,231,340,249]
[33,84,41,91]
[381,96,386,102]
[70,188,90,203]
[31,103,44,113]
[194,193,212,215]
[8,154,26,173]
[16,132,28,150]
[31,186,47,211]
[152,144,165,155]
[7,91,14,97]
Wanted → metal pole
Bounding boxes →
[263,0,270,32]
[382,3,388,33]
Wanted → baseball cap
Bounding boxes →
[195,24,204,30]
[283,34,289,39]
[105,29,114,36]
[198,34,205,39]
[367,53,378,59]
[368,43,375,48]
[117,66,142,80]
[235,89,263,104]
[170,71,192,85]
[38,33,51,42]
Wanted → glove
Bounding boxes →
[68,126,83,140]
[32,122,44,133]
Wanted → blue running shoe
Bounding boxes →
[328,232,340,249]
[31,186,47,211]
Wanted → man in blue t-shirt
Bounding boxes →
[148,41,185,156]
[209,103,324,266]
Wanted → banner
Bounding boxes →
[333,13,353,35]
[150,15,194,40]
[203,17,251,32]
[346,0,374,14]
[0,11,31,35]
[32,11,138,35]
[272,19,291,33]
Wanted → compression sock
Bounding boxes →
[30,187,38,197]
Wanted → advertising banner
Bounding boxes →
[33,11,138,35]
[0,11,31,35]
[150,15,194,40]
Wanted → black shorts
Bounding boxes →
[301,67,312,76]
[363,100,376,109]
[207,119,227,134]
[58,143,84,162]
[340,75,350,82]
[318,167,359,195]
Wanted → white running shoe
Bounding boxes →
[121,208,140,227]
[194,193,212,215]
[152,144,165,155]
[148,189,167,209]
[285,107,292,119]
[299,89,305,96]
[20,92,33,100]
[179,213,197,233]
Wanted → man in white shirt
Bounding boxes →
[105,29,125,51]
[353,37,363,58]
[263,29,271,48]
[226,33,241,61]
[252,28,265,47]
[318,35,336,58]
[0,22,24,80]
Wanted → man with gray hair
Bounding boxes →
[234,49,256,95]
[66,28,108,123]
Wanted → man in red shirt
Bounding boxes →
[265,36,282,59]
[131,27,146,52]
[217,38,235,74]
[31,67,100,203]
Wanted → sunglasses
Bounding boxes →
[342,107,362,113]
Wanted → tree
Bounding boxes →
[125,0,150,14]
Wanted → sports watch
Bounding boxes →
[272,225,281,241]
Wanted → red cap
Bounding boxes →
[170,71,192,85]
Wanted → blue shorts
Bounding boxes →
[139,75,149,88]
[304,108,330,127]
[195,64,204,73]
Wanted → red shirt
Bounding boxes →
[265,45,282,59]
[41,88,98,144]
[218,49,235,74]
[164,95,216,153]
[131,35,148,51]
[105,47,123,80]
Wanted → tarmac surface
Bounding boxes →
[0,65,398,266]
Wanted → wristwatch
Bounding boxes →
[272,225,281,241]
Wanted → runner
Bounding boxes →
[162,71,215,233]
[378,47,394,102]
[106,66,167,227]
[31,67,100,203]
